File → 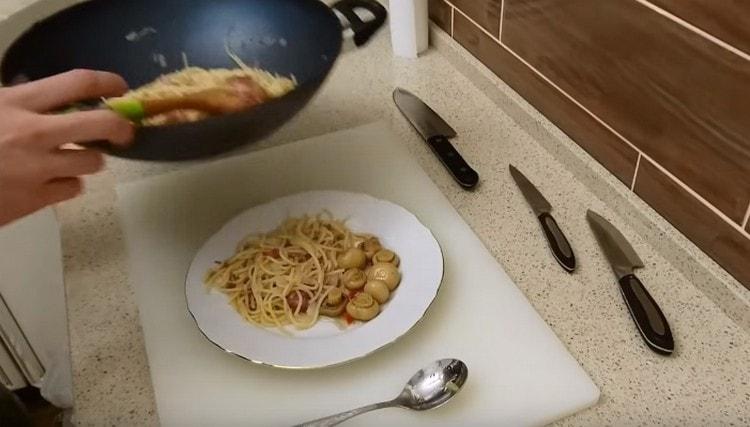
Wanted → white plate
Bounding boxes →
[185,190,444,369]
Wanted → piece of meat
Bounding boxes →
[286,292,310,313]
[147,109,208,125]
[139,76,270,124]
[227,76,269,107]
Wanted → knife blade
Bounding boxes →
[509,165,576,273]
[393,88,479,189]
[586,210,674,355]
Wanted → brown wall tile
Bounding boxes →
[649,0,750,55]
[428,0,451,35]
[503,0,750,223]
[635,159,750,289]
[452,13,638,185]
[451,0,501,37]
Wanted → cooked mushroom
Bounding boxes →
[337,248,367,269]
[364,280,390,304]
[346,292,380,321]
[352,235,367,249]
[320,289,346,317]
[342,268,367,290]
[372,249,399,266]
[362,237,383,259]
[367,263,401,290]
[325,273,340,288]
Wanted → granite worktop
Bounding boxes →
[1,0,749,425]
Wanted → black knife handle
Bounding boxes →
[619,274,674,355]
[426,135,479,189]
[537,212,576,273]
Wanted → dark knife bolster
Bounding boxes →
[426,135,479,189]
[619,274,674,355]
[537,212,576,273]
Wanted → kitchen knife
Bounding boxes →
[393,88,479,189]
[586,210,674,355]
[509,165,576,273]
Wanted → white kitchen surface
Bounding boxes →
[116,122,599,426]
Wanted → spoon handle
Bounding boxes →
[293,399,397,427]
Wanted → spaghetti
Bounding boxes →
[123,47,296,126]
[204,214,401,330]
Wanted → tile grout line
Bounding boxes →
[441,4,750,238]
[495,43,639,152]
[497,38,750,237]
[508,32,750,238]
[450,4,455,38]
[499,0,505,41]
[634,0,750,62]
[647,159,750,238]
[445,1,502,42]
[742,202,750,230]
[637,157,750,238]
[630,153,642,191]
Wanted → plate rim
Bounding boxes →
[183,190,445,369]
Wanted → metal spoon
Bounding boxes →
[294,359,468,427]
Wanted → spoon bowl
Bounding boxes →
[295,358,468,427]
[398,358,469,411]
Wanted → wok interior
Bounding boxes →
[1,0,342,91]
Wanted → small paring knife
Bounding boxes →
[586,210,674,356]
[393,88,479,190]
[509,165,576,273]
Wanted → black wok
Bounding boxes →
[0,0,387,161]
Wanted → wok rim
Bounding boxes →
[0,0,346,160]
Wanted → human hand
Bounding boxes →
[0,69,134,226]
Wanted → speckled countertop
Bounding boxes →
[2,1,750,425]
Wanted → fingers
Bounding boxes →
[40,178,84,206]
[7,152,96,219]
[35,110,135,148]
[0,177,83,226]
[5,69,128,112]
[45,149,105,179]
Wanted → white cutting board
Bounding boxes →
[117,122,599,426]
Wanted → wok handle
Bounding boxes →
[332,0,388,46]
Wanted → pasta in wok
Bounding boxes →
[109,49,296,125]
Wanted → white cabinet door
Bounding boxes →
[0,340,26,391]
[0,208,71,406]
